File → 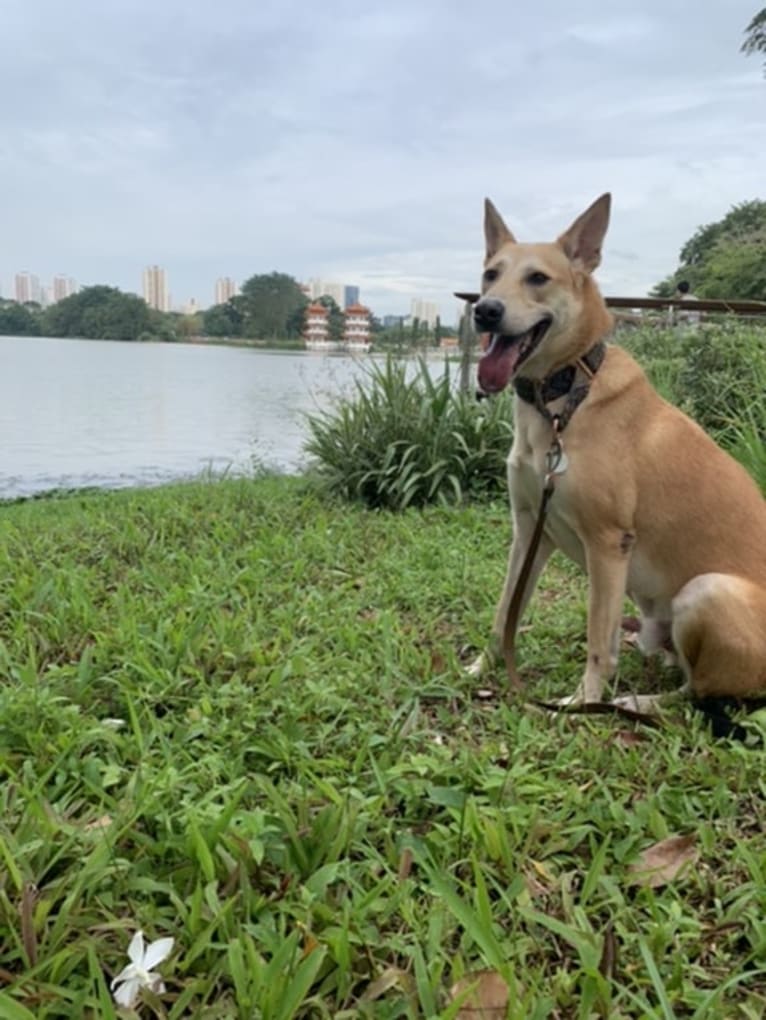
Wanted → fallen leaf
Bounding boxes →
[19,882,38,967]
[612,730,645,748]
[522,872,548,900]
[448,969,510,1017]
[628,834,697,889]
[84,814,113,831]
[398,847,414,881]
[475,689,495,700]
[430,650,447,673]
[529,859,556,883]
[361,966,412,1002]
[598,923,618,980]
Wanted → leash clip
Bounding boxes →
[544,435,568,488]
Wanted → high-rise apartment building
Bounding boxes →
[14,272,41,305]
[52,275,78,303]
[214,277,238,305]
[410,298,440,328]
[308,278,345,308]
[142,265,170,312]
[343,285,360,309]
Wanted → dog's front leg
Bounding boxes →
[467,505,554,677]
[575,543,631,702]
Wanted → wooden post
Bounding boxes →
[458,300,476,393]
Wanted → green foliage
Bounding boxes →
[655,200,766,298]
[742,7,766,71]
[694,238,766,300]
[239,272,307,340]
[618,320,766,477]
[675,322,766,437]
[316,295,345,342]
[41,285,153,341]
[0,300,42,336]
[202,298,244,337]
[304,357,513,509]
[1,476,766,1016]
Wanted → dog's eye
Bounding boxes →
[526,271,550,286]
[483,268,499,284]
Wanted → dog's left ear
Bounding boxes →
[557,193,611,273]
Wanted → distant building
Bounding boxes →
[343,303,372,350]
[382,314,405,329]
[214,277,238,305]
[182,298,200,315]
[439,335,459,350]
[303,301,373,351]
[14,272,41,305]
[142,265,170,312]
[52,275,78,303]
[308,278,345,307]
[343,285,360,309]
[304,302,332,349]
[410,298,440,328]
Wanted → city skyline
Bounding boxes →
[1,266,442,322]
[8,271,79,307]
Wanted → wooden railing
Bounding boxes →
[605,297,766,316]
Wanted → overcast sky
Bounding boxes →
[1,1,764,318]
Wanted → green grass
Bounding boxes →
[1,476,765,1018]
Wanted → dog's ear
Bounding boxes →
[484,199,516,259]
[557,193,611,273]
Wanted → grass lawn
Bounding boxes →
[0,475,764,1018]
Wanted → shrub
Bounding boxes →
[618,319,766,440]
[676,320,766,439]
[304,357,514,509]
[615,323,685,402]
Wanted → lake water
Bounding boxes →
[0,335,378,499]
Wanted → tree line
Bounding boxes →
[0,286,198,342]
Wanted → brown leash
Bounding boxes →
[502,426,563,689]
[502,347,602,688]
[500,344,662,728]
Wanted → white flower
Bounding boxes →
[111,930,174,1009]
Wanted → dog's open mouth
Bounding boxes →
[477,316,552,394]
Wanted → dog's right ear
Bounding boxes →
[484,199,516,260]
[557,193,611,274]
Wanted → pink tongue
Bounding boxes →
[477,337,522,393]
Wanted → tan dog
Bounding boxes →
[469,193,766,717]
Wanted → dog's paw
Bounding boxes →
[465,652,492,679]
[611,693,664,716]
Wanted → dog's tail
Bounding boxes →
[693,696,766,745]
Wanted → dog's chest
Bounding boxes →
[508,409,586,566]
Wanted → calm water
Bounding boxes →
[0,335,372,498]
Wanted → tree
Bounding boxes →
[433,315,443,348]
[202,299,243,337]
[742,8,766,73]
[0,300,41,336]
[410,316,421,345]
[239,272,307,339]
[316,295,344,343]
[652,200,766,299]
[693,238,766,300]
[42,286,154,340]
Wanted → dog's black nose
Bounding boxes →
[474,298,505,332]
